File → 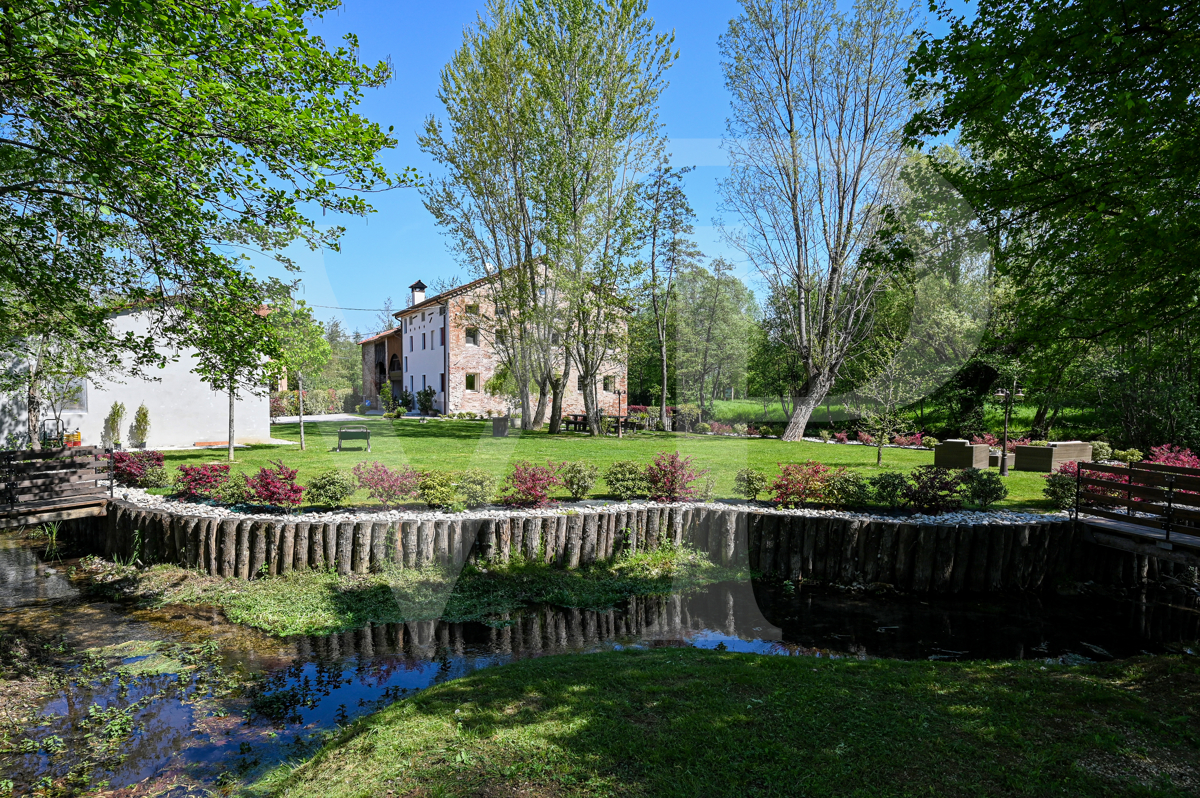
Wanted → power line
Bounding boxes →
[309,304,394,312]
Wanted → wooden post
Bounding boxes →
[309,523,325,571]
[279,522,295,575]
[565,514,584,569]
[235,519,252,579]
[249,520,270,578]
[336,522,354,576]
[581,513,599,566]
[294,522,310,570]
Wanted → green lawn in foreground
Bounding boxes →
[157,418,1055,511]
[249,649,1200,798]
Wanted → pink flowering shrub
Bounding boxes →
[770,461,829,508]
[833,431,849,444]
[352,461,421,509]
[891,432,923,447]
[110,450,164,486]
[643,452,707,502]
[971,433,1031,452]
[248,460,304,509]
[709,422,734,435]
[500,461,561,507]
[175,463,230,500]
[856,430,874,445]
[1148,444,1200,469]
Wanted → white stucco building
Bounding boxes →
[1,310,270,449]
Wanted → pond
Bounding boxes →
[1,536,1197,796]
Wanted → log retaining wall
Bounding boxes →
[61,499,1187,593]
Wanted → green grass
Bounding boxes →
[249,648,1200,797]
[83,546,749,637]
[159,418,1056,511]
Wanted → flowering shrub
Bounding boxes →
[856,430,874,445]
[248,460,304,509]
[500,461,561,507]
[900,467,962,514]
[970,433,1030,452]
[644,452,707,502]
[175,463,230,500]
[1148,444,1200,469]
[110,450,164,487]
[746,425,759,437]
[891,432,923,447]
[709,422,734,435]
[770,461,828,508]
[833,431,849,444]
[352,461,421,509]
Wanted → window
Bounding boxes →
[465,373,479,392]
[466,303,479,315]
[404,357,408,371]
[605,333,615,350]
[576,374,585,391]
[495,329,506,346]
[439,305,446,316]
[422,375,426,390]
[409,336,413,352]
[440,327,445,347]
[60,378,87,412]
[603,375,616,393]
[551,332,561,345]
[421,311,426,322]
[422,333,426,350]
[440,373,445,393]
[465,327,479,346]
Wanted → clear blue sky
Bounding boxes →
[267,0,963,334]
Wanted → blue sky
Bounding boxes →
[268,1,963,334]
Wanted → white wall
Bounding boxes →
[399,303,448,412]
[2,310,270,449]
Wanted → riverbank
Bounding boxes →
[250,648,1200,798]
[80,545,751,636]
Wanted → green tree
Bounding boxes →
[0,0,412,387]
[906,0,1200,344]
[272,299,331,450]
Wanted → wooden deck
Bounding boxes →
[1078,514,1200,568]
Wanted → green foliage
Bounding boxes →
[456,469,496,508]
[416,387,437,416]
[604,460,648,501]
[417,471,459,510]
[129,403,150,448]
[1090,441,1113,462]
[1114,448,1143,464]
[823,469,870,509]
[560,462,600,501]
[215,471,253,506]
[694,422,711,434]
[139,465,171,490]
[1043,471,1077,511]
[959,468,1008,510]
[869,471,909,509]
[305,469,357,508]
[923,436,938,449]
[101,402,125,448]
[733,468,768,501]
[818,429,831,443]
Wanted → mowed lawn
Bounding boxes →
[158,418,1056,511]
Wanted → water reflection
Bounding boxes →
[1,537,1198,796]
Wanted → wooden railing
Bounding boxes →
[1076,461,1200,542]
[1,446,110,519]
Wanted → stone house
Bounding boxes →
[360,279,626,416]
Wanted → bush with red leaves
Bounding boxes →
[769,461,828,508]
[110,450,164,486]
[856,430,874,445]
[644,452,707,502]
[833,431,849,444]
[352,461,421,509]
[175,463,230,500]
[248,460,304,509]
[500,461,561,507]
[1148,445,1200,470]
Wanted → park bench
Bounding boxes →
[337,425,371,452]
[1,446,109,528]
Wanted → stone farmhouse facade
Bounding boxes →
[360,279,626,416]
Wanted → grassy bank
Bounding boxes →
[158,419,1056,511]
[250,648,1200,798]
[82,546,749,637]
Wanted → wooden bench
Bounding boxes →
[337,425,371,452]
[1,446,109,528]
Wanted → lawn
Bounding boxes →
[249,648,1200,798]
[157,418,1056,511]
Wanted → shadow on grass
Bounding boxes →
[259,649,1200,798]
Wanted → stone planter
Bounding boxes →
[933,439,989,469]
[1014,441,1093,472]
[989,452,1015,469]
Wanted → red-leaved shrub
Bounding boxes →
[1148,444,1200,470]
[500,461,561,507]
[352,461,421,509]
[891,432,923,447]
[110,450,164,486]
[709,422,733,435]
[856,430,874,445]
[643,452,707,502]
[833,431,849,444]
[248,460,304,509]
[175,463,230,500]
[769,461,828,508]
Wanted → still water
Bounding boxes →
[1,536,1197,796]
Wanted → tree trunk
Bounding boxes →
[228,379,236,462]
[549,354,571,434]
[298,371,306,451]
[659,334,671,431]
[876,441,883,466]
[782,378,832,442]
[531,375,549,430]
[25,334,48,450]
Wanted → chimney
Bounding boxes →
[409,280,427,307]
